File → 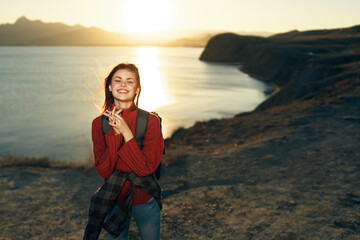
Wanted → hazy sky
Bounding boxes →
[1,0,360,34]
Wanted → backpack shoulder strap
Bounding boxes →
[101,115,110,135]
[135,108,149,149]
[136,109,162,179]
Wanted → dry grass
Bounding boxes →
[0,154,93,170]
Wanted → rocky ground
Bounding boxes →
[1,26,360,239]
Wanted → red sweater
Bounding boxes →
[91,107,164,205]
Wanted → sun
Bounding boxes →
[121,0,174,33]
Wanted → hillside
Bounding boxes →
[0,17,273,47]
[0,16,128,46]
[0,17,210,47]
[162,25,360,238]
[160,33,214,47]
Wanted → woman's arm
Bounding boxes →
[117,113,164,177]
[91,116,123,178]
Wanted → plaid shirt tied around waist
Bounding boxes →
[83,171,162,240]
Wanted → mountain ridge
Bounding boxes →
[0,16,271,47]
[0,16,127,46]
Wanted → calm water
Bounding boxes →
[0,46,272,162]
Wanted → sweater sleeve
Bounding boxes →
[91,116,123,178]
[117,113,164,177]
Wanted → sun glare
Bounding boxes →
[135,47,168,111]
[121,0,173,33]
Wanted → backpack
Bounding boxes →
[101,108,163,179]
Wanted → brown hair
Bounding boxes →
[97,63,141,113]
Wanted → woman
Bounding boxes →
[85,63,164,240]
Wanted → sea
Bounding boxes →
[0,46,273,162]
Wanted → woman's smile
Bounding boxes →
[117,89,129,94]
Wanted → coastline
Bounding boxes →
[1,26,360,239]
[161,25,360,238]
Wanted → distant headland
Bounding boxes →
[0,16,271,47]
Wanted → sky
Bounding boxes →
[1,0,360,34]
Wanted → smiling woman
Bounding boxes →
[121,0,174,33]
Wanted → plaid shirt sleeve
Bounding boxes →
[83,171,161,240]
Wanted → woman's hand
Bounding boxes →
[103,108,134,142]
[103,108,121,135]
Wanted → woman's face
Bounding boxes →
[109,69,140,104]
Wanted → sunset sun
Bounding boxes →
[121,0,174,33]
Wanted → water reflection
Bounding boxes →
[0,46,271,160]
[135,46,168,111]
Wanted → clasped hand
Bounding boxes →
[103,108,132,141]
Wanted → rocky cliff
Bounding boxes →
[199,26,360,109]
[160,26,360,239]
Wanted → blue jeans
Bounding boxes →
[106,198,161,240]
